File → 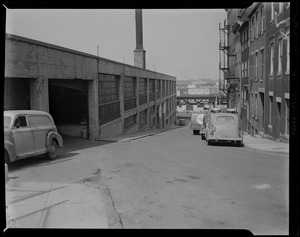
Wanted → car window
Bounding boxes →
[14,116,28,127]
[29,115,52,126]
[4,116,12,128]
[216,116,235,122]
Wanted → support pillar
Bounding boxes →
[30,76,49,112]
[88,78,99,140]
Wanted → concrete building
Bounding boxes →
[264,2,290,142]
[4,34,176,140]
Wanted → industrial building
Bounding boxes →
[4,10,177,140]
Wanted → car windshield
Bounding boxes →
[216,116,235,122]
[4,116,12,128]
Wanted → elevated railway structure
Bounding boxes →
[177,94,219,106]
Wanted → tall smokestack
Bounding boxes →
[134,9,146,69]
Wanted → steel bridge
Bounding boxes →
[177,94,218,105]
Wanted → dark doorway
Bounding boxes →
[48,79,88,126]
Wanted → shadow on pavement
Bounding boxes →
[207,141,244,147]
[7,135,113,172]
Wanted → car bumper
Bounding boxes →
[208,137,243,142]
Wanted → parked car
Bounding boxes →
[4,110,63,163]
[205,112,243,146]
[190,113,206,139]
[178,119,186,126]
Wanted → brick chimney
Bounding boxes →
[134,9,146,69]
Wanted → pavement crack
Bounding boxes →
[104,185,124,228]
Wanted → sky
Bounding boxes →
[5,9,227,81]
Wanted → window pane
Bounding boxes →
[29,115,52,126]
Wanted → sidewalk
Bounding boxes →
[5,181,108,229]
[98,125,180,143]
[242,132,289,155]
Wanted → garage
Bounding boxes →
[48,79,89,138]
[4,78,30,110]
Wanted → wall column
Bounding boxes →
[30,76,49,112]
[136,77,140,126]
[120,75,125,129]
[88,78,99,140]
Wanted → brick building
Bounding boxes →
[220,2,290,142]
[264,2,290,142]
[248,2,267,136]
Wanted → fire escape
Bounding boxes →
[219,19,237,95]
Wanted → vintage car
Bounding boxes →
[205,112,243,146]
[190,113,206,139]
[4,110,64,163]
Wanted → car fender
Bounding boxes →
[46,131,63,150]
[4,141,17,162]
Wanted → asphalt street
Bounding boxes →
[6,125,289,234]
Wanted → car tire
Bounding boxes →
[47,140,58,160]
[201,134,205,140]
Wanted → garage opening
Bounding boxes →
[49,79,88,138]
[4,78,30,110]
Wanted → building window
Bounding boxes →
[251,93,255,116]
[255,94,259,118]
[278,38,283,75]
[242,62,244,78]
[241,32,244,51]
[279,2,284,14]
[286,34,290,74]
[285,99,289,135]
[251,16,255,40]
[277,101,281,117]
[261,49,264,78]
[270,43,275,76]
[139,109,147,129]
[271,2,275,21]
[139,78,147,105]
[256,12,259,37]
[261,6,264,33]
[99,74,120,125]
[245,60,248,77]
[255,52,258,78]
[124,114,137,130]
[269,96,273,127]
[149,79,155,101]
[287,2,290,8]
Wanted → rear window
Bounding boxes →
[216,116,235,122]
[29,115,52,126]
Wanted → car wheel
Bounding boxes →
[47,140,58,160]
[201,134,205,140]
